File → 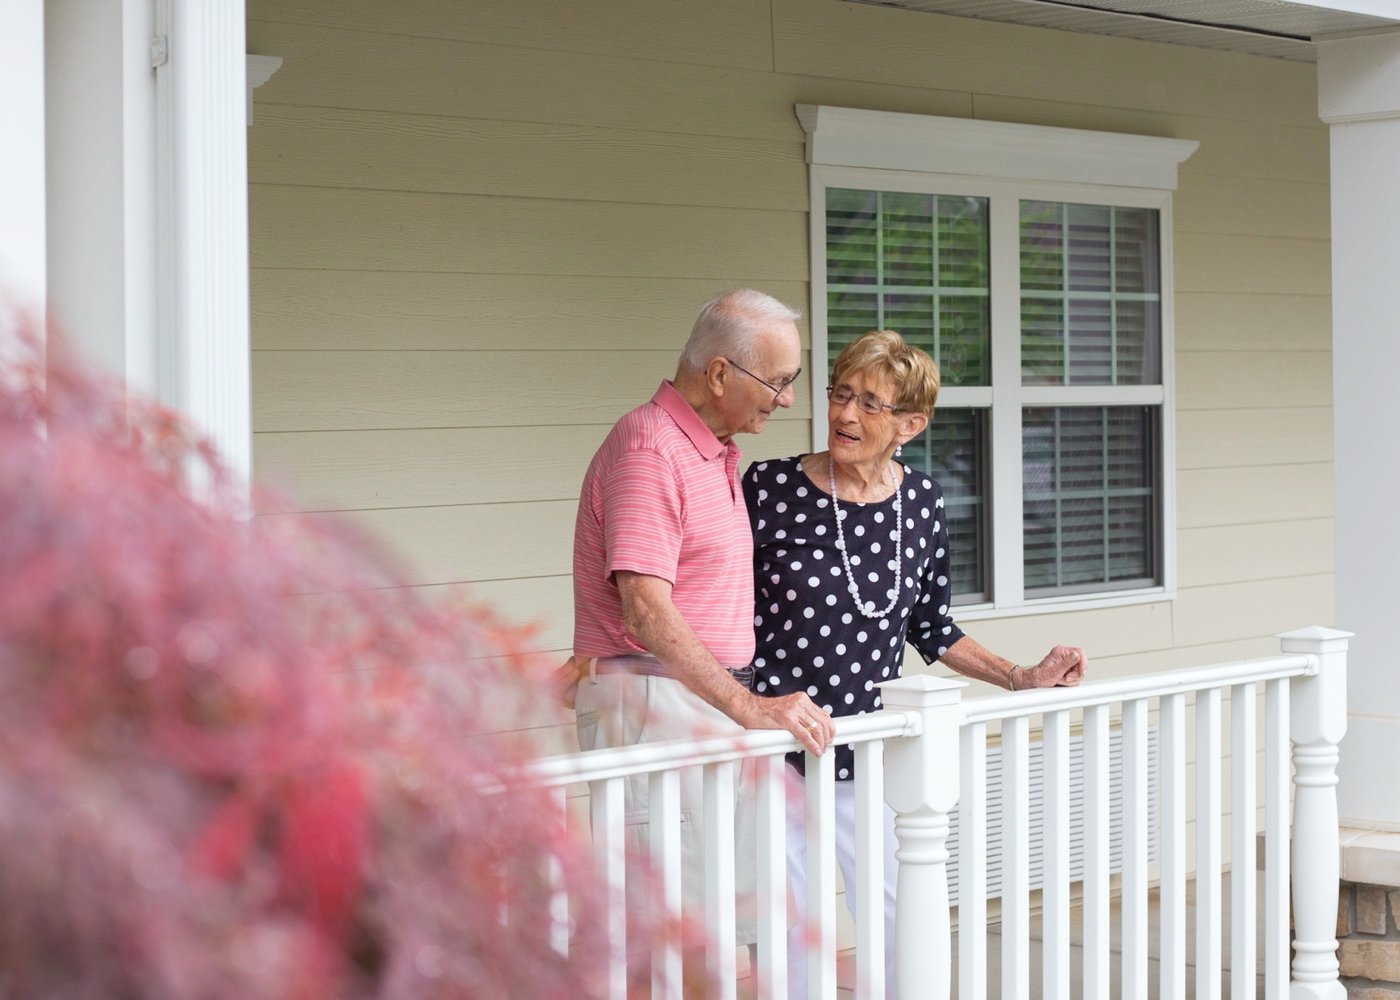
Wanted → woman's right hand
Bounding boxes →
[1014,645,1087,689]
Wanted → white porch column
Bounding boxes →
[155,0,251,485]
[45,0,158,396]
[1317,30,1400,830]
[880,675,965,1000]
[0,0,48,313]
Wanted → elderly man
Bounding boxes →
[569,289,835,958]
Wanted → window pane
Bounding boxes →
[938,196,990,289]
[905,408,989,604]
[1020,297,1063,385]
[1067,204,1112,293]
[827,290,878,360]
[1019,201,1161,386]
[827,188,878,286]
[827,188,990,385]
[1020,200,1063,291]
[1113,300,1162,383]
[940,296,990,386]
[1022,406,1158,596]
[882,192,935,287]
[1114,208,1160,295]
[1067,299,1112,384]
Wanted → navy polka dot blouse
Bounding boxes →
[742,455,966,780]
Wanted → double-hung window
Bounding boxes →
[799,106,1197,614]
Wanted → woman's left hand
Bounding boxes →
[1014,645,1087,689]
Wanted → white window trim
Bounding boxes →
[798,106,1198,616]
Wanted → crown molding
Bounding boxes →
[795,104,1198,190]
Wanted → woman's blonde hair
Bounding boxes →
[831,330,940,416]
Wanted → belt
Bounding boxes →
[587,653,754,689]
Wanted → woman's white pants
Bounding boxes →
[784,768,900,999]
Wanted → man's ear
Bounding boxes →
[705,356,729,395]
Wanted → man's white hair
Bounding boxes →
[677,289,801,374]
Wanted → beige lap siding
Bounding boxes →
[247,0,1333,942]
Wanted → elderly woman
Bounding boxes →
[742,329,1086,997]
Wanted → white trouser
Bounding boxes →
[785,768,900,999]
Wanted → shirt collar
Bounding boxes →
[651,380,732,461]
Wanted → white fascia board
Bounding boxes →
[795,105,1199,191]
[1284,0,1400,18]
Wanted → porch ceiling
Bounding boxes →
[843,0,1400,62]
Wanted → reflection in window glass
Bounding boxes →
[826,189,991,386]
[1020,201,1161,386]
[1022,406,1158,595]
[903,408,989,603]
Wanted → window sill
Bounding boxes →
[952,586,1173,623]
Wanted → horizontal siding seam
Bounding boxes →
[248,180,810,216]
[248,107,803,154]
[1180,516,1333,530]
[246,18,773,75]
[250,96,810,144]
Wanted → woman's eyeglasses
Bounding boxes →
[826,385,903,415]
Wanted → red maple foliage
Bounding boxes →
[0,322,705,999]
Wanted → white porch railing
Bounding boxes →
[527,627,1350,1000]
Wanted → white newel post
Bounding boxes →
[1280,626,1351,1000]
[154,0,252,489]
[880,676,966,1000]
[0,0,46,313]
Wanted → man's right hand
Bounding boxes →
[734,691,835,756]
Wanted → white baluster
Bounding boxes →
[1081,705,1111,1000]
[1264,678,1291,998]
[704,761,739,1000]
[959,722,989,1000]
[548,785,570,957]
[1160,693,1187,1000]
[1230,683,1257,1000]
[591,777,628,1000]
[854,741,887,1000]
[1281,626,1352,1000]
[755,754,788,1000]
[1002,715,1031,1000]
[1043,710,1071,1000]
[880,675,966,1000]
[651,769,683,999]
[1121,698,1150,1000]
[806,748,838,1000]
[1196,687,1223,1000]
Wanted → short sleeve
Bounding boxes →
[600,448,685,585]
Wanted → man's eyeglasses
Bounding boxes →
[826,385,904,415]
[726,358,801,402]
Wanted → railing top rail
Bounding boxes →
[516,652,1312,788]
[959,652,1311,725]
[521,709,920,789]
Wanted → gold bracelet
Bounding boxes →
[1009,664,1024,690]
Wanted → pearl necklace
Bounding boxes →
[829,457,903,620]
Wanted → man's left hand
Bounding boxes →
[551,655,587,710]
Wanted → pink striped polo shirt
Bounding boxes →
[573,380,756,666]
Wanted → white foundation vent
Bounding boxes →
[946,727,1160,904]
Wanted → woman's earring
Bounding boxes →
[895,443,903,457]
